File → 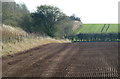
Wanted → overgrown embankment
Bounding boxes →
[1,25,70,56]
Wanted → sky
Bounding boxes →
[14,0,119,23]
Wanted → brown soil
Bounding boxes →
[2,42,118,78]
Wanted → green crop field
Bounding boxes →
[76,24,119,34]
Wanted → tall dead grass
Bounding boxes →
[2,24,27,43]
[0,25,71,56]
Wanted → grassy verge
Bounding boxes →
[1,25,71,56]
[1,37,70,56]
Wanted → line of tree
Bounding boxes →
[67,33,120,42]
[2,2,82,38]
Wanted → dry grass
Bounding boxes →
[0,25,71,56]
[1,37,70,56]
[2,24,27,43]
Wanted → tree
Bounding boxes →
[31,5,65,37]
[2,2,17,26]
[54,17,73,38]
[2,2,32,32]
[54,16,82,39]
[70,14,81,22]
[15,3,32,32]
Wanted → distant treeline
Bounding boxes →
[67,33,120,42]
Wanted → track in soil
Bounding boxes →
[2,42,118,78]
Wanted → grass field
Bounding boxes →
[76,24,119,34]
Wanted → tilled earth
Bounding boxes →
[2,42,118,78]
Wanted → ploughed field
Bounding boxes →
[2,42,118,78]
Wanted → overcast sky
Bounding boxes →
[14,0,119,23]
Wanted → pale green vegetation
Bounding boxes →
[106,24,118,33]
[76,24,119,34]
